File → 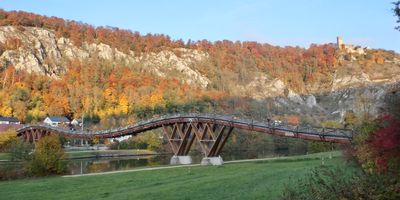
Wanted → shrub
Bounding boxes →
[0,129,17,149]
[6,137,33,161]
[28,135,66,176]
[307,141,333,153]
[281,113,400,200]
[0,165,27,181]
[370,115,400,174]
[280,164,400,200]
[109,132,162,151]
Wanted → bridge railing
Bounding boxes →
[17,113,354,140]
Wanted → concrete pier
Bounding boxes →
[170,155,193,165]
[201,156,224,165]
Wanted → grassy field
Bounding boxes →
[0,152,352,200]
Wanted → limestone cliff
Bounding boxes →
[0,25,399,115]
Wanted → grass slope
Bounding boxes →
[0,152,349,200]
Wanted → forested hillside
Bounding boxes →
[0,9,399,128]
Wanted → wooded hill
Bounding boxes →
[0,9,399,128]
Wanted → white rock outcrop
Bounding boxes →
[0,26,210,88]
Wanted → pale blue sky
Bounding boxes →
[1,0,399,52]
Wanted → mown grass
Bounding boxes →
[0,152,353,200]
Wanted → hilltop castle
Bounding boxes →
[337,36,366,55]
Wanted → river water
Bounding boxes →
[0,149,305,176]
[66,149,302,175]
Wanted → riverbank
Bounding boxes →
[0,149,157,161]
[0,151,352,200]
[65,149,158,159]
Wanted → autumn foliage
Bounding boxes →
[370,115,400,173]
[28,135,66,176]
[0,9,398,126]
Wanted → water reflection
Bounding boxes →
[67,156,171,175]
[66,149,305,175]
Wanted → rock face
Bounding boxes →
[0,26,399,119]
[139,48,210,88]
[0,26,64,77]
[239,75,287,99]
[0,26,210,87]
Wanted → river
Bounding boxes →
[66,149,303,175]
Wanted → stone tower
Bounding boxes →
[337,36,343,49]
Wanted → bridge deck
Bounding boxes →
[17,113,353,144]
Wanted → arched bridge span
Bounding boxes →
[17,113,353,165]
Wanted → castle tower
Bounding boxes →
[337,36,343,49]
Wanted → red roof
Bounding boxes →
[0,124,23,132]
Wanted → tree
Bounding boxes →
[308,120,342,153]
[137,132,162,151]
[343,111,358,128]
[370,115,400,173]
[395,1,400,30]
[0,128,16,146]
[28,135,66,176]
[6,137,33,161]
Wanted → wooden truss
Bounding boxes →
[21,129,53,145]
[162,122,234,157]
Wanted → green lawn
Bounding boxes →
[0,152,351,200]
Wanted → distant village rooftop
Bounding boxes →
[44,116,70,127]
[0,117,21,124]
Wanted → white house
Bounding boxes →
[44,116,70,127]
[71,119,83,127]
[0,117,20,124]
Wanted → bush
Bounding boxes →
[370,115,400,174]
[6,137,33,161]
[0,129,17,149]
[0,165,27,181]
[109,132,162,151]
[282,113,400,200]
[28,135,66,176]
[281,164,400,200]
[307,141,333,153]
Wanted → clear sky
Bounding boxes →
[0,0,399,52]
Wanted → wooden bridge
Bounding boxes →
[17,113,354,165]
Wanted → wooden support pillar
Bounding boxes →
[175,123,193,156]
[214,127,233,156]
[191,122,234,158]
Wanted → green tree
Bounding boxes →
[395,1,400,30]
[29,135,66,176]
[343,111,358,128]
[308,120,342,153]
[0,128,16,146]
[138,132,162,151]
[6,137,33,161]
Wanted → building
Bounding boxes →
[337,36,366,55]
[71,119,83,127]
[337,36,343,49]
[0,117,20,124]
[43,116,70,127]
[0,124,23,133]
